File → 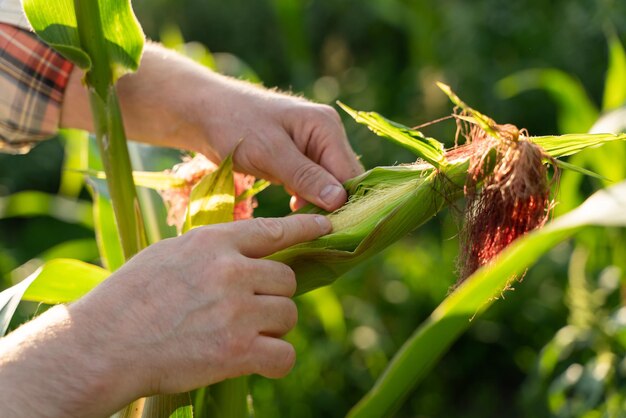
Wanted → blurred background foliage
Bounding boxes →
[2,0,626,417]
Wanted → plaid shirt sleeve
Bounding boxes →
[0,22,74,154]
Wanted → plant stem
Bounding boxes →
[89,89,148,259]
[73,0,147,260]
[212,377,250,418]
[73,2,147,414]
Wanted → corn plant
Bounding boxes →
[2,1,626,417]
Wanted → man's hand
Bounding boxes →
[61,43,364,212]
[0,215,331,418]
[194,80,363,211]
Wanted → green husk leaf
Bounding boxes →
[183,154,235,232]
[271,162,467,295]
[235,179,271,203]
[285,97,626,296]
[530,133,626,158]
[436,82,500,138]
[338,102,446,167]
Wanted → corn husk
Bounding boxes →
[270,85,626,295]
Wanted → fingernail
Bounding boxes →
[314,215,332,233]
[320,184,345,208]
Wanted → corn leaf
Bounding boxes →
[338,102,446,167]
[59,129,89,198]
[0,259,109,336]
[530,133,626,158]
[86,138,126,271]
[347,180,626,418]
[235,179,271,203]
[603,30,626,111]
[38,238,100,263]
[553,159,611,182]
[0,191,93,228]
[24,0,144,97]
[22,259,109,304]
[183,154,235,232]
[0,270,38,337]
[81,169,187,190]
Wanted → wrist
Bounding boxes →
[0,304,141,417]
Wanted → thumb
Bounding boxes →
[228,214,332,258]
[273,141,348,212]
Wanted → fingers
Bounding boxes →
[229,214,332,258]
[312,108,364,183]
[271,140,349,211]
[289,195,307,211]
[247,335,296,379]
[249,259,297,297]
[254,295,298,337]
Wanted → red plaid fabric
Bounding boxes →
[0,22,74,154]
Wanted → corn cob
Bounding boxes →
[270,85,626,295]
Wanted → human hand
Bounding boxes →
[62,44,363,211]
[195,75,364,212]
[69,214,331,401]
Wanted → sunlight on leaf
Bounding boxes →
[24,0,144,86]
[338,102,446,167]
[22,259,109,305]
[183,153,235,233]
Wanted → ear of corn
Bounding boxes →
[271,88,626,295]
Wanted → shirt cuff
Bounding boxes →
[0,22,74,154]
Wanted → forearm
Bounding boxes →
[61,42,264,159]
[0,305,136,417]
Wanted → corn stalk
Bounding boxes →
[22,0,189,416]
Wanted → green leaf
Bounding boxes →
[0,270,38,336]
[554,159,611,182]
[437,82,501,138]
[24,0,145,96]
[235,179,271,203]
[0,259,109,336]
[183,154,235,233]
[82,169,187,190]
[347,180,626,418]
[301,287,346,341]
[89,184,126,271]
[496,69,599,133]
[37,238,100,263]
[530,133,626,158]
[603,31,626,111]
[22,259,109,304]
[0,191,93,229]
[59,129,89,198]
[338,102,446,167]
